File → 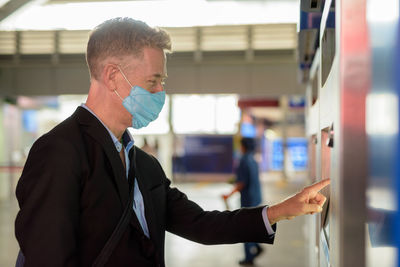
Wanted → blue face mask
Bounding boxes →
[115,68,166,129]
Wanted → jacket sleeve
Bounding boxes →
[15,134,82,267]
[164,179,276,245]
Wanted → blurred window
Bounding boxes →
[172,94,239,134]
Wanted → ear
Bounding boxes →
[101,63,119,92]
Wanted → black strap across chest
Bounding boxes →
[92,146,137,267]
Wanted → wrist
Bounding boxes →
[267,204,280,225]
[268,201,297,224]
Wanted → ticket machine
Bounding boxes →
[300,0,375,266]
[301,0,400,266]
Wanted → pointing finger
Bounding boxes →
[306,179,330,193]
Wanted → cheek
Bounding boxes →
[120,108,132,126]
[120,105,130,115]
[115,98,128,115]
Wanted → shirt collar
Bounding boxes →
[81,104,134,152]
[122,129,135,152]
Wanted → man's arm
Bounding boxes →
[15,135,81,267]
[222,182,244,200]
[266,179,330,224]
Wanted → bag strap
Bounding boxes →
[92,146,137,267]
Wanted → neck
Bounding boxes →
[86,86,127,140]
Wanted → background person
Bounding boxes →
[141,137,158,157]
[223,137,263,265]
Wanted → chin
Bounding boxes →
[125,118,133,129]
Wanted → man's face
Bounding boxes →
[112,46,167,128]
[117,47,167,97]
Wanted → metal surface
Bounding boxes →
[303,0,370,266]
[335,0,369,266]
[304,0,400,266]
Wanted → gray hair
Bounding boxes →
[86,17,171,80]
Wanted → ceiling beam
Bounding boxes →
[0,0,33,22]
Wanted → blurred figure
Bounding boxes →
[140,137,157,157]
[223,137,263,265]
[172,135,186,180]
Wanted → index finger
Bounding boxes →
[306,178,330,193]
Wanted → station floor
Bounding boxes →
[0,173,310,267]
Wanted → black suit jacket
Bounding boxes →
[15,107,276,267]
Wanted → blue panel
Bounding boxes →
[299,10,309,30]
[289,96,306,108]
[22,110,38,133]
[299,10,322,30]
[271,139,283,170]
[178,135,233,174]
[240,122,256,138]
[269,138,308,171]
[395,13,400,267]
[260,136,268,172]
[326,11,335,28]
[298,10,323,71]
[287,138,308,171]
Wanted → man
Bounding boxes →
[15,17,330,267]
[223,137,263,265]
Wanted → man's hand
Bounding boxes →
[267,179,330,225]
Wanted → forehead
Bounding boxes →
[143,47,167,76]
[125,47,167,77]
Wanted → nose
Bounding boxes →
[152,81,165,93]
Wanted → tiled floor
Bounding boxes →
[0,174,309,267]
[165,177,309,267]
[0,197,19,267]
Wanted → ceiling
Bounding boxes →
[0,0,304,98]
[0,0,299,30]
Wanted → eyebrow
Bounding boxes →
[151,73,168,79]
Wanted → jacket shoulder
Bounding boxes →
[134,146,169,187]
[31,112,84,155]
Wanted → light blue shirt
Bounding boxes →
[81,104,150,238]
[262,206,275,235]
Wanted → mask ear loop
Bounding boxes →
[114,65,133,101]
[117,66,133,88]
[114,89,124,101]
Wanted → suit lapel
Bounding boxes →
[73,107,129,206]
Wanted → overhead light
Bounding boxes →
[366,93,399,136]
[367,0,399,23]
